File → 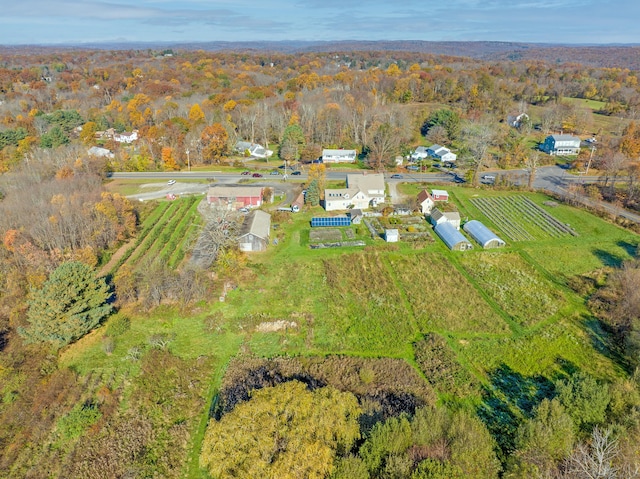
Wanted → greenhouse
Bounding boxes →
[463,220,506,249]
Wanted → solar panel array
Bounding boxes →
[311,216,352,227]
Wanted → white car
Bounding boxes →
[167,179,176,185]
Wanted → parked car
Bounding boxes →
[239,207,249,213]
[270,170,280,175]
[391,174,403,179]
[241,171,251,175]
[252,173,263,178]
[482,175,496,181]
[406,165,419,171]
[291,171,302,175]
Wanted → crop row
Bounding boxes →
[471,195,577,241]
[471,198,534,241]
[130,197,198,269]
[108,201,174,276]
[158,197,201,266]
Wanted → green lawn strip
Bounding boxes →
[388,251,512,335]
[380,253,422,338]
[457,251,565,328]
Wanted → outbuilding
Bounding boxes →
[434,222,473,251]
[431,189,449,202]
[385,229,399,242]
[238,210,271,252]
[430,208,461,230]
[463,220,506,249]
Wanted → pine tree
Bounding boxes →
[19,261,112,348]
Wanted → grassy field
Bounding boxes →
[58,187,640,478]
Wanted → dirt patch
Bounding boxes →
[309,228,343,242]
[256,321,298,332]
[99,238,137,276]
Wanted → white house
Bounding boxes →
[507,113,529,128]
[427,144,457,163]
[541,134,581,156]
[87,146,114,159]
[322,149,357,163]
[238,210,271,252]
[324,173,385,211]
[235,141,274,159]
[410,146,430,161]
[98,128,139,143]
[417,189,435,214]
[430,208,461,230]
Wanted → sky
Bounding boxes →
[1,0,639,46]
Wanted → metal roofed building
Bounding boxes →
[541,134,581,156]
[434,222,473,251]
[430,208,461,230]
[463,220,506,249]
[238,210,271,252]
[322,149,357,163]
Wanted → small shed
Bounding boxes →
[434,222,473,251]
[430,208,461,230]
[349,209,363,224]
[238,210,271,252]
[432,189,449,202]
[385,229,399,242]
[463,220,506,249]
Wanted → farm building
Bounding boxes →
[238,210,271,252]
[431,189,449,202]
[207,186,264,210]
[385,229,399,242]
[434,222,473,251]
[322,149,357,163]
[463,220,506,248]
[417,190,434,214]
[430,208,461,230]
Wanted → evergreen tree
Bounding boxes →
[306,179,320,206]
[19,261,112,348]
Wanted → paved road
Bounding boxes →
[109,167,640,224]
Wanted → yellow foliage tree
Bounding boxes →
[161,146,179,171]
[188,103,205,124]
[200,381,361,479]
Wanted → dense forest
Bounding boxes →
[1,45,640,478]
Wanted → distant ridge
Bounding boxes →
[2,40,640,70]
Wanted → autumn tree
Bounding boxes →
[200,381,361,479]
[19,261,112,348]
[620,121,640,160]
[188,103,205,125]
[462,120,497,186]
[366,122,399,170]
[161,146,179,171]
[200,123,229,164]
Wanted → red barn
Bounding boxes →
[207,186,264,210]
[431,189,449,202]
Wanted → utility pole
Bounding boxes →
[186,149,190,172]
[585,146,595,176]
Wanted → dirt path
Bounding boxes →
[99,237,137,277]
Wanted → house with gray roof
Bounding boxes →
[322,149,357,163]
[324,173,386,211]
[430,208,461,230]
[235,141,273,159]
